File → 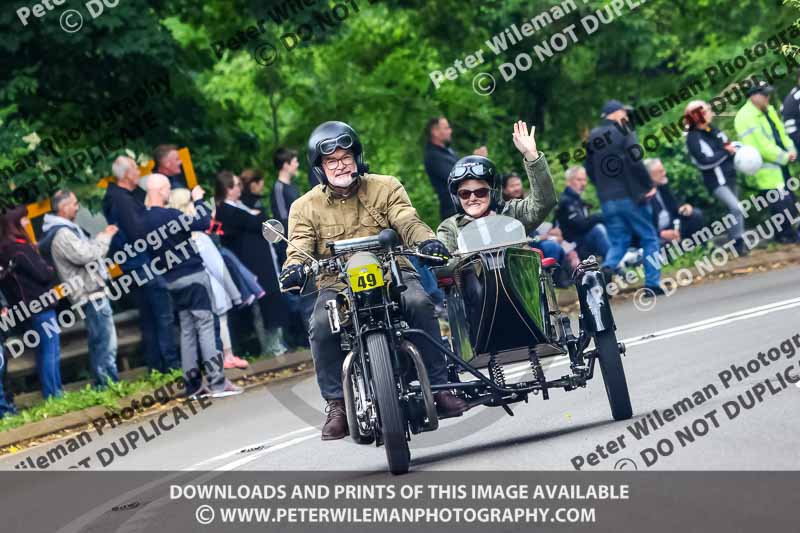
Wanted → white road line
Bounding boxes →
[620,295,800,345]
[491,296,800,380]
[55,430,322,533]
[185,426,317,470]
[213,433,320,471]
[621,300,800,348]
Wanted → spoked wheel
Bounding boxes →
[594,329,633,421]
[366,332,410,475]
[343,357,375,445]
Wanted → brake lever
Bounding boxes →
[280,262,319,294]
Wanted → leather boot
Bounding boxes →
[321,399,348,440]
[435,391,468,418]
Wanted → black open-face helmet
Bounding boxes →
[448,155,502,215]
[307,121,368,186]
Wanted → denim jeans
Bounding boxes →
[409,256,445,305]
[601,198,661,287]
[0,349,16,418]
[576,224,611,259]
[83,297,119,388]
[133,276,179,373]
[531,239,564,262]
[31,310,63,400]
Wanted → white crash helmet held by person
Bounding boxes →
[732,142,763,176]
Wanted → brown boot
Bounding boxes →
[321,399,348,440]
[435,391,468,418]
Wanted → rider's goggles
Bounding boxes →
[450,162,491,180]
[318,134,354,156]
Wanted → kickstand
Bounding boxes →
[501,404,514,416]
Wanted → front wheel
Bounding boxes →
[367,332,410,475]
[594,329,633,421]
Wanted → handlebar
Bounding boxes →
[279,247,452,293]
[296,248,449,277]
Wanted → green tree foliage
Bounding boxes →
[1,0,798,226]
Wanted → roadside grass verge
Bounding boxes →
[0,369,182,433]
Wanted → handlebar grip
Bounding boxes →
[280,286,303,294]
[416,252,449,265]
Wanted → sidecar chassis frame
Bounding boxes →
[401,328,618,410]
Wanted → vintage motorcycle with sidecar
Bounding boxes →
[262,214,632,475]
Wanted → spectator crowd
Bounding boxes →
[2,70,800,420]
[0,144,311,417]
[423,72,800,297]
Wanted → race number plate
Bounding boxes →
[348,263,384,292]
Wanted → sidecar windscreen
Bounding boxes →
[457,215,529,255]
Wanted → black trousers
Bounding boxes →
[308,273,448,400]
[758,189,799,242]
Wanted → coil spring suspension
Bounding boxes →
[529,352,548,399]
[488,353,506,388]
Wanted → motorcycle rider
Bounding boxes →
[280,121,468,440]
[437,121,556,251]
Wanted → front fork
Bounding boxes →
[575,256,615,335]
[544,257,614,382]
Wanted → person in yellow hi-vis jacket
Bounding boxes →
[734,80,800,243]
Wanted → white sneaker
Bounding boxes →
[210,380,244,398]
[184,385,210,400]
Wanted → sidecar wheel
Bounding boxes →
[594,330,633,421]
[367,332,410,475]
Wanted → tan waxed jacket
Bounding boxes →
[285,173,436,288]
[436,152,556,253]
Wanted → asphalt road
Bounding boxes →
[2,265,800,473]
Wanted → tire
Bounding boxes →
[367,332,410,475]
[594,329,633,421]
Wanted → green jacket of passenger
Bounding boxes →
[436,153,557,253]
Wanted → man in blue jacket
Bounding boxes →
[103,156,179,373]
[584,100,662,296]
[142,174,242,399]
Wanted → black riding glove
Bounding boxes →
[418,239,451,265]
[279,264,307,292]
